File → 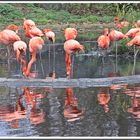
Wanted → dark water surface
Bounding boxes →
[0,84,140,137]
[0,41,140,137]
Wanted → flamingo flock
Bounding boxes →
[1,17,140,80]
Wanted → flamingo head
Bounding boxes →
[7,24,19,33]
[43,29,55,43]
[114,16,120,23]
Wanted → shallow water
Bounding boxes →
[0,41,139,79]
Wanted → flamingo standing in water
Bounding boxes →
[127,35,140,74]
[44,29,56,78]
[13,41,27,76]
[109,29,127,72]
[64,39,84,79]
[97,28,110,66]
[97,28,110,49]
[0,25,21,74]
[25,37,44,78]
[64,28,78,40]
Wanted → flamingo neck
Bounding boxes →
[25,51,36,78]
[16,50,27,74]
[65,53,72,79]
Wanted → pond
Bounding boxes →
[0,84,140,137]
[0,40,140,137]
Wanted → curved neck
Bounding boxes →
[26,51,36,78]
[16,50,27,74]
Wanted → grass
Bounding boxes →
[0,3,114,28]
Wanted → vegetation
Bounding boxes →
[0,3,140,54]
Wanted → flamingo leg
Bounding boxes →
[132,46,139,75]
[52,43,56,78]
[71,54,75,79]
[115,41,118,73]
[48,43,51,74]
[6,45,11,77]
[39,51,45,77]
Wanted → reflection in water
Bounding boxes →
[0,87,45,136]
[1,85,140,136]
[97,88,110,113]
[64,88,84,122]
[124,86,140,121]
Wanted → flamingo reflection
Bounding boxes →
[97,88,110,113]
[124,86,140,121]
[64,88,84,122]
[0,87,45,128]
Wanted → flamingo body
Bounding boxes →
[109,29,127,41]
[64,28,78,40]
[44,29,55,43]
[97,28,110,49]
[0,29,21,45]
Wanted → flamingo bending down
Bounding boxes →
[64,28,78,40]
[25,37,44,78]
[125,28,140,39]
[13,41,27,75]
[64,39,84,79]
[44,29,56,78]
[25,26,44,38]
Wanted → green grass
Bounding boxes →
[0,3,114,28]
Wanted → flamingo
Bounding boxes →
[97,28,110,65]
[109,29,127,72]
[25,37,44,78]
[127,35,140,74]
[44,28,56,78]
[0,28,21,73]
[97,28,110,49]
[114,17,129,29]
[13,41,27,75]
[135,20,140,28]
[23,18,36,30]
[64,28,78,40]
[125,28,140,39]
[64,39,84,79]
[25,26,44,38]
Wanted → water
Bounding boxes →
[0,84,140,136]
[0,41,140,137]
[0,41,139,79]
